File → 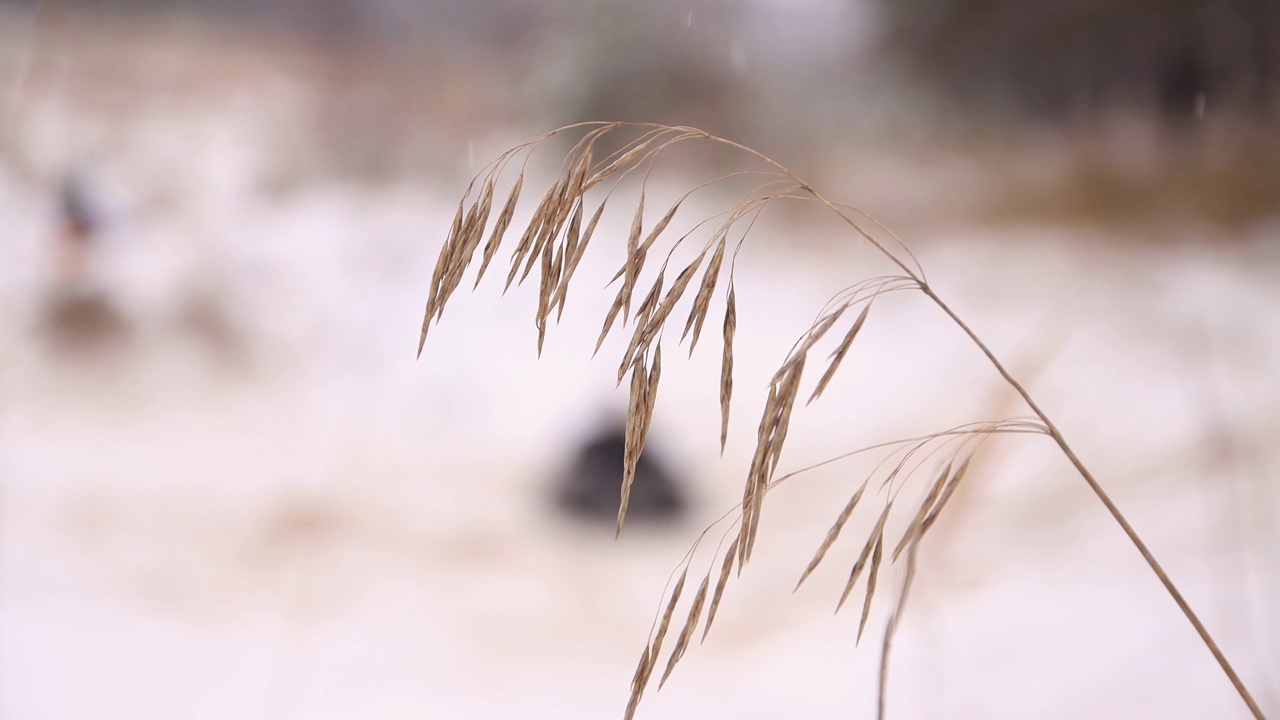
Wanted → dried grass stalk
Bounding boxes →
[419,123,1265,720]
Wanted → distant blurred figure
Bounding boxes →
[38,173,130,355]
[56,173,98,286]
[554,424,685,524]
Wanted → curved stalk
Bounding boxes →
[916,282,1265,719]
[427,123,1265,718]
[795,180,1264,717]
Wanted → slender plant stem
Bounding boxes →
[698,127,1261,716]
[440,123,1265,718]
[917,284,1266,720]
[704,131,1260,716]
[878,544,919,720]
[782,172,1264,718]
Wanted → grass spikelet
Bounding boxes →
[681,236,726,354]
[461,177,495,264]
[619,250,705,382]
[660,573,710,688]
[567,142,594,204]
[443,198,478,285]
[767,356,805,478]
[561,198,584,281]
[624,645,651,720]
[702,535,739,643]
[535,239,559,355]
[595,285,628,356]
[654,248,704,325]
[740,357,806,566]
[474,173,523,288]
[738,353,809,567]
[504,181,559,292]
[619,357,649,535]
[638,200,682,260]
[857,533,884,644]
[615,270,667,381]
[647,344,662,408]
[837,502,892,612]
[792,308,845,361]
[634,269,667,327]
[431,201,465,300]
[795,480,870,592]
[610,200,684,292]
[587,140,649,192]
[418,201,466,355]
[808,303,871,405]
[623,192,646,319]
[891,460,952,562]
[519,184,571,285]
[618,346,661,536]
[630,644,651,693]
[719,284,736,454]
[579,197,608,250]
[919,455,973,538]
[445,198,465,244]
[644,568,688,687]
[553,198,598,318]
[738,383,776,569]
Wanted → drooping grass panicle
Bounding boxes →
[419,123,1267,720]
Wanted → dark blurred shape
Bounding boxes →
[56,173,99,285]
[37,173,132,356]
[554,425,685,524]
[877,0,1280,123]
[38,288,131,355]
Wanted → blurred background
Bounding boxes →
[0,1,1277,718]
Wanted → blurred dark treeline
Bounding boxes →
[879,0,1280,123]
[12,0,1280,128]
[7,0,1277,130]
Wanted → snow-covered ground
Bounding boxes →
[1,17,1278,720]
